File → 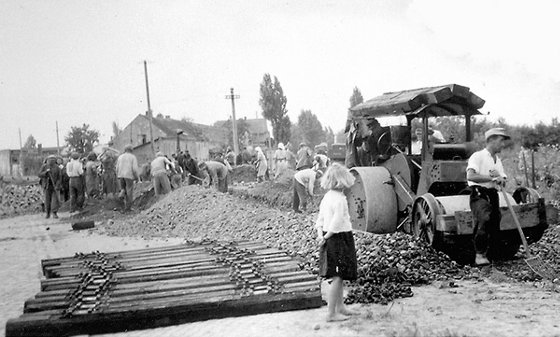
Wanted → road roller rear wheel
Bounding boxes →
[412,194,440,247]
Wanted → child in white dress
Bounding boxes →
[315,163,359,322]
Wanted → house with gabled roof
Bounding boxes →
[214,117,270,148]
[112,113,228,164]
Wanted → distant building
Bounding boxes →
[0,146,60,177]
[214,117,270,148]
[112,113,229,164]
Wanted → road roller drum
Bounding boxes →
[347,166,398,234]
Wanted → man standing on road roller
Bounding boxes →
[466,128,510,266]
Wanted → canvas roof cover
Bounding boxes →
[350,84,485,119]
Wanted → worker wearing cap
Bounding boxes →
[466,128,510,266]
[116,145,139,212]
[296,142,313,171]
[66,152,85,213]
[151,152,174,196]
[38,155,62,219]
[293,168,323,213]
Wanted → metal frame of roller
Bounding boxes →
[347,84,558,260]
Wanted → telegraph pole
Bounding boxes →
[55,121,60,155]
[18,128,22,150]
[144,60,155,156]
[225,88,240,157]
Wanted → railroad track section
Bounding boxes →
[6,240,322,337]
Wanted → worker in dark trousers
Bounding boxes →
[38,155,62,219]
[198,161,229,192]
[293,168,323,213]
[466,128,510,266]
[66,152,85,213]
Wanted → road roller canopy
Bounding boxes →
[350,84,485,120]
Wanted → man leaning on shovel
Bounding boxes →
[466,128,510,266]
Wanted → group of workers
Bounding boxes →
[38,148,120,218]
[37,124,510,268]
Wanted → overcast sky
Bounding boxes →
[1,0,559,149]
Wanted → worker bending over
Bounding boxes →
[151,152,174,196]
[293,167,323,213]
[199,161,229,193]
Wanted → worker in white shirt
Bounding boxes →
[66,152,85,212]
[466,128,510,266]
[293,167,323,213]
[151,152,174,196]
[411,128,423,155]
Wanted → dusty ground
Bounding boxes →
[2,207,560,336]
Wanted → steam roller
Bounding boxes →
[344,84,558,262]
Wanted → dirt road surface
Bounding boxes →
[2,213,560,337]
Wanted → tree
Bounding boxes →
[112,121,122,140]
[259,74,291,144]
[23,134,37,149]
[334,129,346,143]
[349,86,364,109]
[65,124,100,154]
[324,126,335,147]
[295,110,325,148]
[218,118,251,149]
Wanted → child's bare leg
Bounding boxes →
[335,280,360,316]
[326,277,349,322]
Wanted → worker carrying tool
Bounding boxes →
[38,155,62,219]
[466,128,510,266]
[198,161,229,193]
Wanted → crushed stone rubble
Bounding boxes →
[103,185,482,304]
[0,183,43,217]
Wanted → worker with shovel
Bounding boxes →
[466,128,510,266]
[38,155,62,219]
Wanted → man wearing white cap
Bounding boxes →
[466,128,510,266]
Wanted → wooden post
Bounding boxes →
[531,150,536,188]
[18,128,22,150]
[225,88,241,159]
[422,114,429,162]
[55,121,60,155]
[406,117,412,155]
[522,151,529,187]
[465,114,471,142]
[144,60,155,156]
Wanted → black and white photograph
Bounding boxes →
[1,1,559,336]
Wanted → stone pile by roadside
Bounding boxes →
[102,185,478,304]
[0,183,43,218]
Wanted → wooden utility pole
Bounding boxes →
[225,88,240,157]
[18,128,22,150]
[144,60,155,156]
[55,121,60,155]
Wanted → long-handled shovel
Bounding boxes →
[501,188,557,280]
